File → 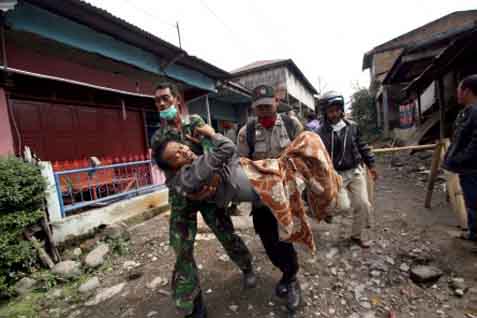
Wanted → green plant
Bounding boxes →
[0,157,46,298]
[350,88,381,142]
[106,237,130,256]
[31,271,58,293]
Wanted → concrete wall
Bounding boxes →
[372,48,404,79]
[420,82,436,114]
[235,67,287,91]
[285,69,315,111]
[234,66,315,110]
[0,88,15,156]
[51,189,169,243]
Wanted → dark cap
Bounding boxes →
[252,85,275,108]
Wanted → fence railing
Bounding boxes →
[53,160,164,218]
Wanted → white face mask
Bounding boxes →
[331,120,346,132]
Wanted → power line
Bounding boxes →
[198,0,260,58]
[119,0,177,29]
[199,0,239,38]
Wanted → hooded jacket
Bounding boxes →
[318,119,375,171]
[443,103,477,174]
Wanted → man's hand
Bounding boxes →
[185,134,201,144]
[186,174,221,201]
[194,124,215,138]
[368,168,378,181]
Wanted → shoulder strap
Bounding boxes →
[246,118,256,158]
[280,114,295,139]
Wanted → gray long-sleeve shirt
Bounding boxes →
[167,133,258,207]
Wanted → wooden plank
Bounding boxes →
[424,143,443,208]
[440,139,467,229]
[372,144,437,154]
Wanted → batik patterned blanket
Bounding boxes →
[240,131,341,252]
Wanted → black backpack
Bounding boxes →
[246,114,295,157]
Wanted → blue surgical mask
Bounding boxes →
[159,105,178,120]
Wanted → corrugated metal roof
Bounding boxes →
[25,0,230,80]
[231,59,287,74]
[231,59,317,95]
[362,10,477,70]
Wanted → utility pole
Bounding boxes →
[176,22,182,48]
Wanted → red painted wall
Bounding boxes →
[7,43,157,96]
[0,88,15,156]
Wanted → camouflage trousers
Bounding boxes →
[169,195,253,315]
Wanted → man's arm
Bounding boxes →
[449,107,477,166]
[290,116,304,140]
[175,133,235,194]
[237,125,250,158]
[355,125,377,179]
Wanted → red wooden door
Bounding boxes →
[10,99,147,162]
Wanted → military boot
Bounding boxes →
[185,293,207,318]
[242,268,257,289]
[286,279,302,312]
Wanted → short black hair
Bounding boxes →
[307,112,317,120]
[460,75,477,96]
[155,81,180,97]
[152,140,174,170]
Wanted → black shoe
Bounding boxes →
[286,280,302,312]
[275,280,288,299]
[243,269,257,289]
[185,293,207,318]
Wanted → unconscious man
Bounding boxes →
[153,123,342,252]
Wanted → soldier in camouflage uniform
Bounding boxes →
[151,82,256,318]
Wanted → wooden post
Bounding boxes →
[424,142,443,208]
[437,79,446,140]
[205,94,212,125]
[417,93,422,126]
[382,85,390,138]
[439,139,467,229]
[376,99,382,128]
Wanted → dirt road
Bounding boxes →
[21,160,477,318]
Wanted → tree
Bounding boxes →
[350,87,380,142]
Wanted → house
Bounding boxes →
[362,10,477,137]
[405,27,477,143]
[231,59,318,116]
[0,0,243,242]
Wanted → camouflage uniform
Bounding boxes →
[151,115,253,315]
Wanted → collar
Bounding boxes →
[256,114,283,129]
[331,119,346,132]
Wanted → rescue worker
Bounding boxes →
[317,91,377,248]
[151,82,256,318]
[443,75,477,243]
[237,85,303,312]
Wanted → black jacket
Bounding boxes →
[318,119,375,171]
[443,104,477,175]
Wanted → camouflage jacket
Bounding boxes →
[150,114,211,158]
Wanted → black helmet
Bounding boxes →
[319,91,345,112]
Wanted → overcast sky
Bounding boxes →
[86,0,474,99]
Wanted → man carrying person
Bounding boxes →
[151,82,256,318]
[318,91,377,248]
[443,75,477,243]
[237,85,304,312]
